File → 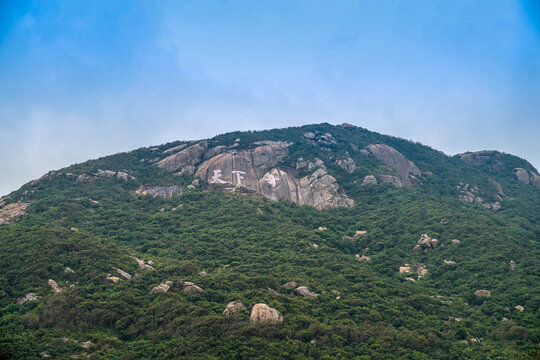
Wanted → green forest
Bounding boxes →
[0,123,539,359]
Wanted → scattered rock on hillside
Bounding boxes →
[116,269,132,280]
[250,303,283,324]
[105,274,121,284]
[16,293,41,305]
[64,267,75,274]
[183,282,204,294]
[293,286,318,297]
[399,265,414,274]
[48,279,64,293]
[317,226,327,231]
[0,201,29,225]
[443,259,456,264]
[416,266,428,277]
[353,230,368,239]
[451,239,461,245]
[413,234,440,252]
[307,243,319,249]
[378,174,403,187]
[150,281,173,294]
[133,257,154,270]
[355,254,371,262]
[334,158,357,173]
[268,288,284,296]
[475,290,491,298]
[509,260,517,271]
[362,175,378,185]
[198,271,208,277]
[515,305,524,311]
[135,185,183,198]
[222,302,247,316]
[282,281,298,289]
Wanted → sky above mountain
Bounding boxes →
[1,0,539,196]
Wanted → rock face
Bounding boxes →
[222,301,247,316]
[156,141,354,210]
[0,201,29,225]
[48,279,64,293]
[250,303,283,324]
[16,293,41,305]
[413,234,440,252]
[293,286,318,297]
[135,185,183,198]
[364,144,421,186]
[513,168,540,188]
[475,290,491,298]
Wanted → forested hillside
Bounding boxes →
[0,123,539,359]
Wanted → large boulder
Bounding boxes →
[150,281,173,294]
[475,290,491,298]
[413,234,440,252]
[293,286,318,297]
[250,303,283,324]
[513,168,530,184]
[334,158,357,173]
[48,279,64,293]
[116,269,132,280]
[378,175,403,187]
[183,282,204,294]
[365,144,421,186]
[222,301,247,316]
[361,175,378,185]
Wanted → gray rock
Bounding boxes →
[293,286,318,297]
[361,175,378,185]
[183,282,204,294]
[16,293,41,305]
[378,175,403,187]
[162,143,188,154]
[475,289,491,297]
[414,234,440,251]
[250,303,283,324]
[303,132,316,139]
[365,144,421,186]
[157,142,208,173]
[334,158,357,173]
[48,279,64,293]
[116,269,132,280]
[222,301,247,316]
[513,168,530,184]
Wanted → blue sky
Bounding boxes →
[1,0,539,196]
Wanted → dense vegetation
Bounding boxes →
[0,123,539,359]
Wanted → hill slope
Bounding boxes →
[0,123,539,359]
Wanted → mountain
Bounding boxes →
[0,123,539,359]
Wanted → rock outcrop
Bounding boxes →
[364,144,421,186]
[282,281,298,289]
[250,303,283,324]
[135,185,183,198]
[150,281,173,293]
[293,286,318,297]
[48,279,64,293]
[133,257,154,270]
[456,183,501,210]
[334,158,357,173]
[0,201,29,225]
[116,269,132,280]
[355,254,371,262]
[513,168,540,188]
[378,174,403,187]
[222,301,247,316]
[105,274,122,284]
[412,234,440,252]
[183,282,204,294]
[399,265,414,274]
[16,293,41,305]
[156,141,353,210]
[475,290,491,298]
[76,170,134,183]
[361,175,378,185]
